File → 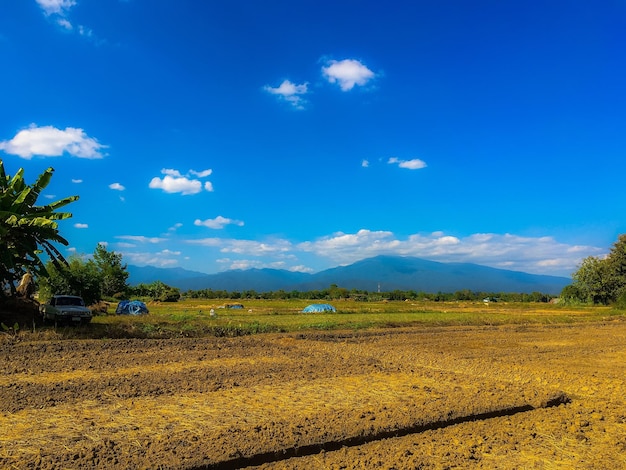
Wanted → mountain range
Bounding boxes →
[126,256,571,294]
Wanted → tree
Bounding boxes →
[560,284,584,304]
[128,280,179,302]
[607,234,626,300]
[571,256,613,304]
[0,162,78,296]
[39,255,102,306]
[39,245,130,305]
[567,234,626,305]
[93,243,129,298]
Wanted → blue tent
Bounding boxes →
[302,303,336,313]
[116,300,149,315]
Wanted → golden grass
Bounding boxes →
[0,370,561,466]
[2,318,626,468]
[0,355,283,387]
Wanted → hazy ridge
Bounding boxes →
[127,256,570,294]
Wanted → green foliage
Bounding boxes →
[183,284,556,303]
[615,290,626,310]
[129,280,180,302]
[559,284,585,304]
[93,243,129,298]
[1,322,20,336]
[0,161,78,296]
[39,255,102,306]
[569,234,626,305]
[38,244,130,305]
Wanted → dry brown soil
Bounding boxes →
[1,321,625,469]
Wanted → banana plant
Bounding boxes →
[0,160,79,295]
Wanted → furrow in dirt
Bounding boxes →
[197,393,570,470]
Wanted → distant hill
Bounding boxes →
[127,255,571,294]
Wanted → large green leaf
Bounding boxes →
[0,163,78,293]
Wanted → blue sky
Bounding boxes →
[1,1,624,278]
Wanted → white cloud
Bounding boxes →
[289,265,314,273]
[264,79,309,109]
[322,59,376,91]
[218,258,263,271]
[57,18,72,30]
[74,223,88,229]
[194,168,211,177]
[194,216,244,230]
[0,124,106,159]
[72,179,83,183]
[77,25,93,38]
[116,235,166,244]
[190,168,213,178]
[361,159,369,168]
[36,0,103,44]
[162,168,183,177]
[216,257,308,273]
[149,175,200,195]
[119,250,179,268]
[187,237,293,256]
[36,0,76,16]
[388,157,427,170]
[109,182,125,191]
[149,168,213,195]
[115,242,136,249]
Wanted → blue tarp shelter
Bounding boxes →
[116,300,149,315]
[302,303,336,313]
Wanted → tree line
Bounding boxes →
[183,286,554,303]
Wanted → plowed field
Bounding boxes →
[1,321,625,469]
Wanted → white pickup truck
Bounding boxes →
[39,295,92,325]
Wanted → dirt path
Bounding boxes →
[1,322,625,469]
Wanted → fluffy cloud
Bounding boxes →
[190,169,213,178]
[322,59,376,91]
[36,0,103,43]
[74,223,88,229]
[149,168,214,195]
[179,229,600,276]
[119,250,180,268]
[216,258,308,272]
[116,235,167,245]
[0,124,106,159]
[264,80,308,109]
[194,216,244,230]
[361,159,369,168]
[388,157,427,170]
[149,175,201,195]
[168,223,183,233]
[122,224,602,277]
[36,0,76,16]
[57,18,72,29]
[187,237,293,256]
[109,182,125,191]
